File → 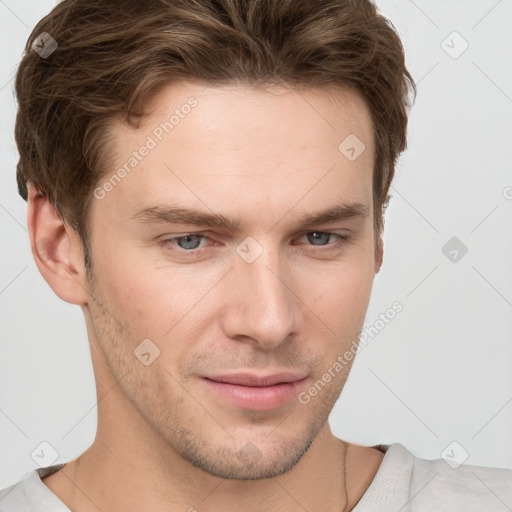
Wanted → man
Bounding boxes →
[1,0,510,510]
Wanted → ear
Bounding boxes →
[374,235,384,274]
[27,184,89,305]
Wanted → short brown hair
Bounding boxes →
[15,0,415,269]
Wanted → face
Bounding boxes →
[84,81,380,480]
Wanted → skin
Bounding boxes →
[29,81,385,511]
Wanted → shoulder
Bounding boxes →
[384,443,512,511]
[0,464,68,511]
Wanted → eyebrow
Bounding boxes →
[129,201,369,231]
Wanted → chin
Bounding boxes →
[165,417,322,481]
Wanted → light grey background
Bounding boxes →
[1,0,511,489]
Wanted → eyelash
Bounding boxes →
[159,232,351,258]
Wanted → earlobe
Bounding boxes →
[27,184,89,305]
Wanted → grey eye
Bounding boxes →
[176,235,204,250]
[306,232,332,246]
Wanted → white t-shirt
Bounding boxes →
[1,443,511,511]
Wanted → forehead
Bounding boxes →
[136,80,374,151]
[94,81,375,226]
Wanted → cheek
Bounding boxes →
[90,257,166,350]
[303,250,373,320]
[96,252,216,354]
[313,279,370,324]
[96,242,168,307]
[302,257,375,333]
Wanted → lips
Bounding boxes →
[201,372,308,410]
[203,372,307,387]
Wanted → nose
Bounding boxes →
[220,241,298,350]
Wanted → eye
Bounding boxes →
[160,234,210,253]
[301,232,347,246]
[293,231,351,251]
[173,234,206,250]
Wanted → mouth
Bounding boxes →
[201,372,308,411]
